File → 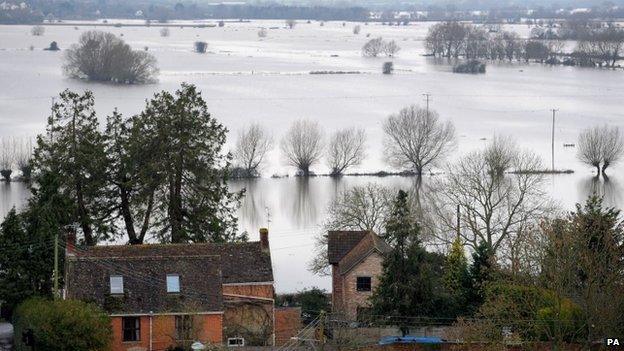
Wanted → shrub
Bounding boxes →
[45,41,59,51]
[31,25,44,36]
[382,61,394,74]
[63,31,159,84]
[13,298,112,351]
[194,41,208,53]
[258,28,268,38]
[160,27,170,37]
[353,25,361,35]
[286,19,296,29]
[453,60,486,74]
[218,20,225,27]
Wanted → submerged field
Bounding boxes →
[0,19,622,291]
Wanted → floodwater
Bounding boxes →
[0,20,623,292]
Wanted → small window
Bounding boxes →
[122,316,140,342]
[227,337,245,347]
[167,274,180,293]
[356,276,372,292]
[110,275,123,294]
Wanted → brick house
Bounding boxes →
[65,228,277,350]
[327,231,391,321]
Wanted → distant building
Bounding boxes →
[65,228,282,350]
[327,231,391,320]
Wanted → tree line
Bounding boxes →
[425,21,624,68]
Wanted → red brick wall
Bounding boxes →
[110,314,222,351]
[340,252,384,320]
[275,307,302,346]
[223,284,274,299]
[332,265,343,313]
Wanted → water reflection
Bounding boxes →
[579,175,623,208]
[286,177,319,228]
[238,178,265,230]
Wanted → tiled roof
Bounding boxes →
[66,255,223,314]
[327,231,369,264]
[73,241,273,284]
[336,232,392,275]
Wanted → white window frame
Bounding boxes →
[110,275,124,294]
[227,337,245,347]
[167,274,180,293]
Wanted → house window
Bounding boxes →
[122,317,140,342]
[175,315,193,341]
[110,275,123,294]
[167,274,180,293]
[227,337,245,347]
[356,276,372,292]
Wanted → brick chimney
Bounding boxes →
[259,228,269,252]
[66,227,77,257]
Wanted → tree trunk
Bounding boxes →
[76,179,94,246]
[119,180,139,244]
[601,161,610,176]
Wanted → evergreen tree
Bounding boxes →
[0,172,72,318]
[370,190,434,336]
[468,240,496,313]
[136,84,244,243]
[444,237,470,316]
[32,90,109,245]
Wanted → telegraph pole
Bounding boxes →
[551,109,558,171]
[53,231,59,299]
[456,204,461,240]
[422,93,431,116]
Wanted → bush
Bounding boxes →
[31,25,44,36]
[45,41,59,51]
[258,28,267,38]
[453,60,486,74]
[194,41,208,53]
[353,25,361,34]
[218,20,225,27]
[160,27,170,37]
[13,298,111,351]
[63,31,159,84]
[382,61,394,74]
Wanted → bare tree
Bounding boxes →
[353,25,361,35]
[64,31,159,84]
[15,137,33,181]
[159,27,170,37]
[280,119,324,176]
[0,138,16,182]
[309,183,393,275]
[382,105,456,175]
[194,41,207,53]
[257,28,268,38]
[578,125,624,175]
[327,128,366,176]
[234,123,273,177]
[362,37,385,57]
[484,135,517,177]
[428,143,551,257]
[286,19,296,29]
[383,40,401,57]
[31,25,44,36]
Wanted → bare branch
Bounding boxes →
[280,119,324,176]
[327,128,366,176]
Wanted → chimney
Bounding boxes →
[66,227,77,257]
[259,228,269,252]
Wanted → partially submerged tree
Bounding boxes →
[31,25,44,36]
[0,138,15,182]
[194,41,208,53]
[353,25,361,35]
[16,138,33,181]
[160,27,170,37]
[63,31,158,84]
[257,28,268,38]
[362,37,385,57]
[577,125,624,175]
[286,19,296,29]
[382,105,456,174]
[280,119,324,176]
[326,128,366,176]
[234,123,273,177]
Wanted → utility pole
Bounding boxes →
[53,231,59,299]
[265,206,271,231]
[551,109,558,171]
[456,204,460,240]
[422,93,431,116]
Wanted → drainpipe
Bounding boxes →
[149,311,154,351]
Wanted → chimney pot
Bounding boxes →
[259,228,269,252]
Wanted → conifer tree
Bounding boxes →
[468,241,496,313]
[370,190,434,336]
[444,237,470,316]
